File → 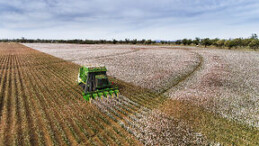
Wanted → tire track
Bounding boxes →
[1,54,12,145]
[19,52,69,145]
[12,56,22,145]
[15,51,41,146]
[161,49,203,95]
[4,55,16,145]
[15,55,32,145]
[0,55,9,124]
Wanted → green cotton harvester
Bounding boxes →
[77,65,119,102]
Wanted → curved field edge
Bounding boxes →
[159,50,203,94]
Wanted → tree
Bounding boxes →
[201,38,212,47]
[112,39,118,44]
[224,39,239,49]
[216,39,225,48]
[132,39,137,44]
[125,39,130,44]
[250,33,258,39]
[161,40,169,44]
[211,38,220,46]
[175,40,182,45]
[193,37,200,45]
[235,38,243,47]
[145,39,152,45]
[249,39,259,49]
[241,39,252,46]
[182,38,188,45]
[140,39,145,44]
[187,39,192,45]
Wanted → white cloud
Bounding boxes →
[0,0,259,39]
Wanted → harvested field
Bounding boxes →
[0,43,144,145]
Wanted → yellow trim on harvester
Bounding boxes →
[79,79,86,84]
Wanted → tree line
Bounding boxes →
[0,38,156,45]
[174,34,259,50]
[0,34,258,49]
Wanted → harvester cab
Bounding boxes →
[78,65,119,102]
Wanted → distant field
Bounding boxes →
[0,43,258,145]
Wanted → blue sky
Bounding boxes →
[0,0,259,40]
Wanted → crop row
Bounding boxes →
[0,43,141,146]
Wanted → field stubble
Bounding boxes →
[0,43,143,146]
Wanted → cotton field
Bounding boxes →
[23,43,259,145]
[167,49,259,127]
[25,43,201,92]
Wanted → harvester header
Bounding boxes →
[78,65,119,102]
